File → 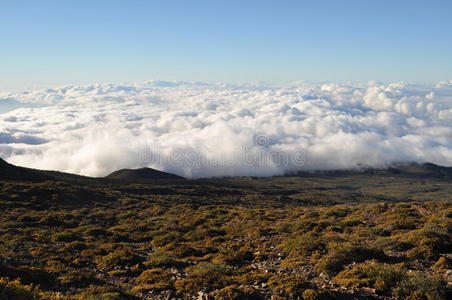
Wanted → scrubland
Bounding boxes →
[0,174,451,299]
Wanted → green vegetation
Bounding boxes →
[0,173,451,299]
[332,262,405,293]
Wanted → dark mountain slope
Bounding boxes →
[106,167,184,181]
[0,157,104,184]
[388,162,452,178]
[0,158,184,183]
[0,158,53,181]
[2,157,450,185]
[296,162,452,179]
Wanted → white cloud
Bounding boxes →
[1,80,452,178]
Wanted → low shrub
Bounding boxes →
[175,262,231,294]
[52,231,82,242]
[145,251,180,268]
[214,285,261,300]
[233,269,271,285]
[57,271,99,287]
[433,257,451,272]
[96,250,142,270]
[315,242,386,276]
[403,225,451,260]
[152,232,183,247]
[132,268,174,292]
[374,237,413,252]
[213,246,254,266]
[0,277,64,300]
[76,286,134,300]
[268,274,311,298]
[393,272,449,300]
[332,262,405,294]
[282,232,324,256]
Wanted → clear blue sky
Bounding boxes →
[1,0,451,88]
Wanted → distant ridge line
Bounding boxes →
[0,158,185,183]
[1,158,451,182]
[105,167,185,181]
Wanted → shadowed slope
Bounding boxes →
[106,167,184,181]
[1,157,450,184]
[296,162,452,179]
[0,158,53,181]
[388,162,452,178]
[0,158,184,183]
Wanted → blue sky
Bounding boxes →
[1,0,452,88]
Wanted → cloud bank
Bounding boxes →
[1,80,452,178]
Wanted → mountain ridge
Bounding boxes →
[106,167,184,181]
[0,158,185,183]
[1,158,451,183]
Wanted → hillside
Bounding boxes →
[0,158,54,181]
[296,162,452,179]
[0,158,184,184]
[0,160,451,299]
[389,162,452,178]
[106,167,184,181]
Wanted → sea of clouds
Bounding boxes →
[1,80,452,178]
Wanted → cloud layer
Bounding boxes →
[1,80,452,178]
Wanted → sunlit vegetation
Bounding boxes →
[0,174,451,299]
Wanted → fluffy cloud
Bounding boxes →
[1,80,452,178]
